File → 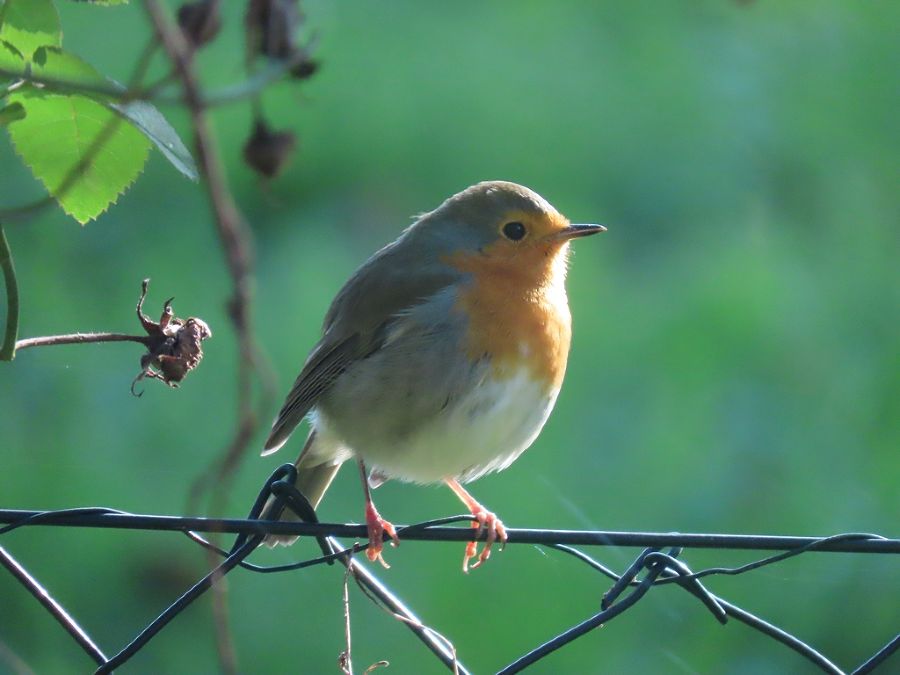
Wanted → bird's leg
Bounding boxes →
[445,478,508,572]
[357,458,398,568]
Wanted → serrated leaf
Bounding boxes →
[0,0,61,60]
[2,45,195,182]
[110,99,198,181]
[6,87,151,224]
[0,101,24,124]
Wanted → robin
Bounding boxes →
[262,181,604,571]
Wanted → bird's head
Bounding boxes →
[411,181,605,279]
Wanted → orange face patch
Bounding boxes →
[443,216,574,391]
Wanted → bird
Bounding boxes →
[262,181,604,571]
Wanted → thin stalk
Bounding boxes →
[0,222,19,361]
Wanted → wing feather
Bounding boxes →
[262,229,461,455]
[262,336,360,454]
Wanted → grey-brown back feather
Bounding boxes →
[263,229,461,454]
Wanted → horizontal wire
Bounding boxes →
[2,463,895,675]
[1,509,897,553]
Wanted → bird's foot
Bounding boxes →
[463,507,507,573]
[364,500,399,568]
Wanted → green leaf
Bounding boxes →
[0,101,24,124]
[6,87,151,224]
[1,46,197,180]
[1,44,111,96]
[110,99,198,181]
[0,0,61,60]
[31,46,111,92]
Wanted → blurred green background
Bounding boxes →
[1,1,897,673]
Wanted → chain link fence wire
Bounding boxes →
[2,464,898,674]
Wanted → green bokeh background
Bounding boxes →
[1,1,897,673]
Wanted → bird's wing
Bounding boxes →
[263,239,458,455]
[262,335,361,454]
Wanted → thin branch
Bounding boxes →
[0,637,36,675]
[143,4,273,671]
[14,333,150,351]
[332,537,468,675]
[0,222,18,361]
[0,197,57,225]
[0,46,310,110]
[144,0,265,493]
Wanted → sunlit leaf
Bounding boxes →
[0,0,61,60]
[6,87,151,224]
[34,50,196,179]
[2,47,197,180]
[33,45,112,93]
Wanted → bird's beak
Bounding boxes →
[557,223,607,240]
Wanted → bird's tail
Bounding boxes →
[263,431,344,547]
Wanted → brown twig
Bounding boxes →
[143,2,266,671]
[144,0,262,483]
[0,37,313,111]
[329,538,461,674]
[13,279,210,393]
[0,636,36,675]
[15,333,151,351]
[0,222,20,361]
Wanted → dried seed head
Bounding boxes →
[243,119,297,178]
[177,0,222,49]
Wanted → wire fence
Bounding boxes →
[1,464,898,674]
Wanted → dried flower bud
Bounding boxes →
[243,119,297,178]
[177,0,222,49]
[289,51,319,80]
[132,280,212,394]
[245,0,301,61]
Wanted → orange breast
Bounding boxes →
[445,241,572,390]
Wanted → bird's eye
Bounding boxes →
[502,221,526,241]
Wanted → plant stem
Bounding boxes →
[14,333,150,351]
[0,222,18,361]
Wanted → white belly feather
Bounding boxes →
[312,367,560,484]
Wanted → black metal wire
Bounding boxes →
[852,634,900,675]
[1,509,896,553]
[497,547,677,674]
[1,464,897,674]
[96,536,261,674]
[0,545,109,666]
[545,541,889,675]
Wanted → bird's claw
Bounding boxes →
[365,501,399,568]
[462,509,507,572]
